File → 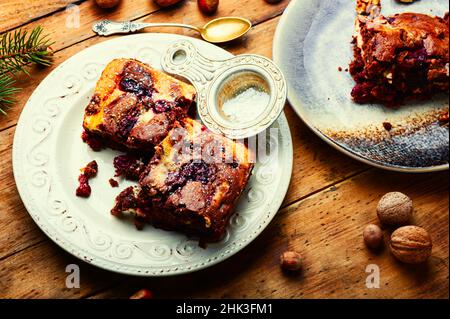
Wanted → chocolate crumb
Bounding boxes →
[109,178,119,187]
[383,122,393,131]
[82,160,98,178]
[76,174,91,197]
[198,239,208,249]
[76,160,98,197]
[134,218,145,230]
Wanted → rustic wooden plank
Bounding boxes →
[90,170,449,299]
[0,241,123,298]
[0,1,447,300]
[281,106,369,206]
[3,169,447,298]
[0,145,46,259]
[12,0,160,50]
[0,0,290,131]
[0,0,83,33]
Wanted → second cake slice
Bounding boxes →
[83,58,196,151]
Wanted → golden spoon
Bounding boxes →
[92,17,252,43]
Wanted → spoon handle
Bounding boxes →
[92,20,201,36]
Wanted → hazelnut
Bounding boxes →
[95,0,121,9]
[377,192,413,226]
[390,226,432,264]
[198,0,219,15]
[280,251,302,271]
[363,224,383,249]
[153,0,184,7]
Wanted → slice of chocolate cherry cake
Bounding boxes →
[112,118,254,242]
[350,0,449,106]
[82,58,196,151]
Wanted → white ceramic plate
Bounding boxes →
[13,34,293,276]
[274,0,449,172]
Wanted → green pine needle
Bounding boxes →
[0,74,21,115]
[0,26,53,115]
[1,26,54,75]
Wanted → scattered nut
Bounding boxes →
[390,226,432,264]
[363,224,383,249]
[130,288,153,299]
[280,251,302,271]
[95,0,121,9]
[153,0,184,7]
[198,0,219,15]
[377,192,413,226]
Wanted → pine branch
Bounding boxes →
[0,26,54,76]
[0,74,21,115]
[0,26,53,115]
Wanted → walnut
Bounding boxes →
[377,192,413,226]
[390,226,432,264]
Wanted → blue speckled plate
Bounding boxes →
[274,0,449,172]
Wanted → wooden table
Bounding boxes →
[0,0,448,299]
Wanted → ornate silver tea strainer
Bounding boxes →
[161,40,287,139]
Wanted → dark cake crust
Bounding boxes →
[350,1,449,106]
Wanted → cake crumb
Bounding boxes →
[383,122,393,131]
[109,178,119,187]
[76,160,98,198]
